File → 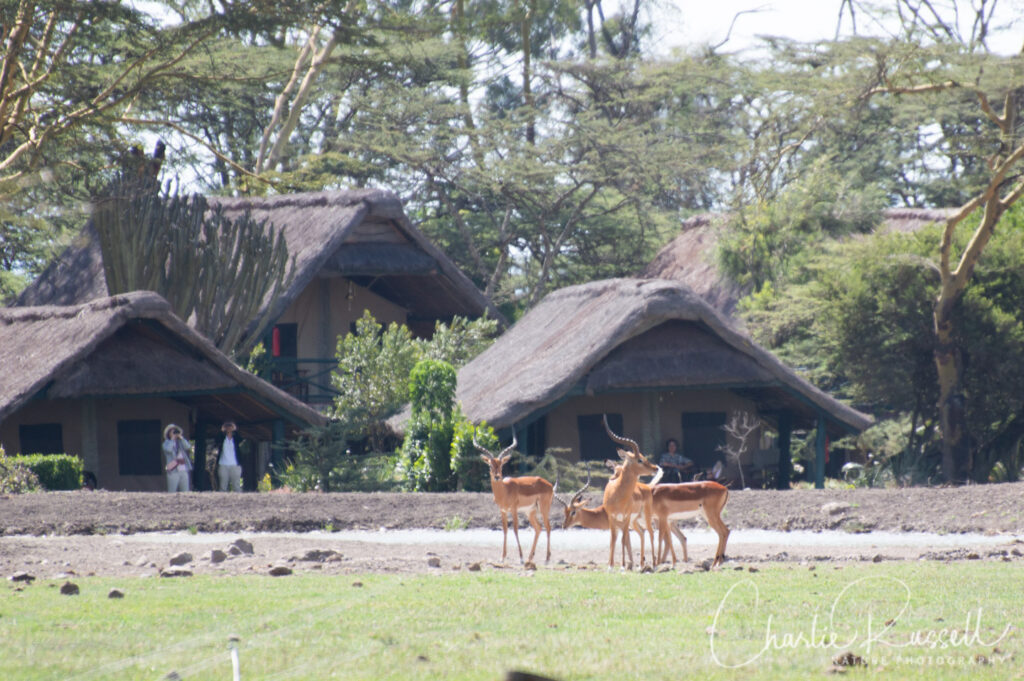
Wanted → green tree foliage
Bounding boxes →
[718,159,887,292]
[450,419,498,492]
[92,175,295,357]
[742,206,1024,483]
[332,312,421,452]
[400,359,458,491]
[331,311,498,452]
[280,421,352,492]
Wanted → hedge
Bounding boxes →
[10,454,83,490]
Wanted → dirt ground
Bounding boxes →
[2,483,1023,580]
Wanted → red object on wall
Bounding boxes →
[272,326,281,357]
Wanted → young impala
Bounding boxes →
[475,433,555,564]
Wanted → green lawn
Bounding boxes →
[1,562,1020,680]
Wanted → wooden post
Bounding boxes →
[776,411,792,490]
[80,399,99,479]
[271,419,286,483]
[641,392,660,456]
[815,416,827,489]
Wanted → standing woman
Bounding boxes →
[163,424,193,492]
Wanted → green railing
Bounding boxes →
[265,357,337,407]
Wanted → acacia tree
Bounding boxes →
[859,36,1024,481]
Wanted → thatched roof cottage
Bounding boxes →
[414,278,872,488]
[0,292,327,491]
[16,189,502,405]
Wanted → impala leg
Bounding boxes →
[619,518,634,570]
[500,511,510,562]
[671,523,688,563]
[643,516,655,568]
[526,507,542,563]
[608,524,619,568]
[510,511,525,563]
[704,511,730,568]
[659,516,678,565]
[540,505,552,564]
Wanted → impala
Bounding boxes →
[650,480,730,568]
[556,465,656,568]
[601,415,660,569]
[475,434,555,564]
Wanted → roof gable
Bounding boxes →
[15,189,503,333]
[447,278,871,436]
[0,292,326,436]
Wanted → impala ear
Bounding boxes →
[479,454,491,465]
[500,454,511,465]
[617,448,630,460]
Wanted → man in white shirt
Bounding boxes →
[216,421,243,492]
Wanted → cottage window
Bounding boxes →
[18,423,63,454]
[577,413,624,462]
[681,412,727,468]
[117,420,163,476]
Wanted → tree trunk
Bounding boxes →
[934,295,970,483]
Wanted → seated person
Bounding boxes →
[658,438,693,484]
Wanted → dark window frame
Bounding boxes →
[117,419,163,476]
[577,413,624,462]
[18,423,64,455]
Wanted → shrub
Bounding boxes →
[451,418,497,492]
[0,447,42,493]
[10,453,82,490]
[401,359,457,491]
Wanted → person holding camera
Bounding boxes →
[162,424,193,492]
[214,421,243,492]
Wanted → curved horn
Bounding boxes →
[602,413,640,455]
[472,435,494,458]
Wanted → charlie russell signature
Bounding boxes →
[708,576,1014,668]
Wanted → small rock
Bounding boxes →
[872,554,884,563]
[268,566,292,576]
[966,552,980,560]
[134,555,150,567]
[210,549,227,564]
[352,581,363,588]
[231,538,254,555]
[228,545,242,556]
[296,549,341,563]
[655,564,673,573]
[59,581,79,595]
[747,566,759,573]
[427,557,442,568]
[821,502,852,516]
[467,562,482,572]
[9,571,35,583]
[523,561,536,571]
[168,552,193,567]
[159,567,193,578]
[108,588,125,599]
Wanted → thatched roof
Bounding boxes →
[412,279,871,438]
[0,292,327,440]
[16,189,504,334]
[639,213,743,315]
[640,207,957,315]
